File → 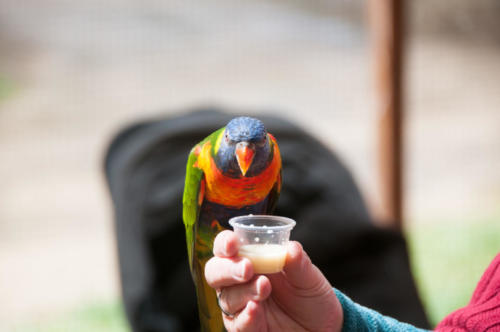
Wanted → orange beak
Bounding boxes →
[235,142,255,176]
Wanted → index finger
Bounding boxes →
[213,230,240,258]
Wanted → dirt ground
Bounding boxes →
[0,0,499,328]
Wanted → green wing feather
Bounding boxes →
[182,128,224,274]
[182,146,203,274]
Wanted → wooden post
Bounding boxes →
[368,0,404,228]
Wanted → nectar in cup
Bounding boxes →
[229,215,296,274]
[238,244,287,274]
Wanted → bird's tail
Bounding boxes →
[194,237,225,332]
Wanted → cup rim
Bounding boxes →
[229,214,296,232]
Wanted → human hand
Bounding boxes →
[205,230,343,332]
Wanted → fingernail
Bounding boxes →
[255,277,262,296]
[223,235,236,257]
[233,261,246,280]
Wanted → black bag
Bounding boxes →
[104,108,430,331]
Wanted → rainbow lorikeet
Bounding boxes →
[182,116,282,331]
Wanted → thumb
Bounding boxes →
[282,241,328,291]
[267,241,340,330]
[268,241,332,297]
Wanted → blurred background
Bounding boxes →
[1,0,499,331]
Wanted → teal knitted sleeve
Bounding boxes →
[334,289,431,332]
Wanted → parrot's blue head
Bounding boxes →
[216,116,271,178]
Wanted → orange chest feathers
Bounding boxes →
[195,140,281,209]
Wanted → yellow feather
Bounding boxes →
[214,130,224,154]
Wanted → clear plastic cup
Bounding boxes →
[229,215,296,274]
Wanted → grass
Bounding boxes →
[10,218,500,331]
[0,75,16,101]
[9,300,129,332]
[406,218,500,327]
